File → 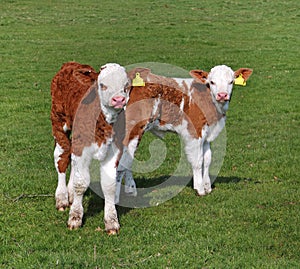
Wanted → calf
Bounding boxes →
[116,65,252,201]
[51,62,130,233]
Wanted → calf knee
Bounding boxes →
[73,171,90,195]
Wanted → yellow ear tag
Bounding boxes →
[132,72,145,86]
[234,74,246,86]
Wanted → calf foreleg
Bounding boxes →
[101,146,120,234]
[68,153,91,229]
[203,141,212,194]
[184,137,207,196]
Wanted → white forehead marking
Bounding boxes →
[208,65,234,82]
[98,63,128,86]
[99,63,125,78]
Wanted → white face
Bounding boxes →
[207,65,235,104]
[97,63,130,110]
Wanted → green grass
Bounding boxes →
[1,0,299,268]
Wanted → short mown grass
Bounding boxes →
[1,0,299,268]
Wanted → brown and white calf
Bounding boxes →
[116,65,252,201]
[51,62,130,233]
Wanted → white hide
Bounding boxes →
[68,139,120,231]
[54,143,68,209]
[206,65,235,113]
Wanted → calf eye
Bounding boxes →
[229,80,234,85]
[100,83,108,91]
[210,81,215,85]
[124,82,131,92]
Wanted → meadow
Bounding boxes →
[0,0,299,268]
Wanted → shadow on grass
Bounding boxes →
[84,175,248,225]
[213,176,246,184]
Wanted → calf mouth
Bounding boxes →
[216,98,228,103]
[112,104,126,109]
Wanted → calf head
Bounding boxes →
[98,63,131,110]
[190,65,253,111]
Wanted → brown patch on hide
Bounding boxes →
[113,110,126,167]
[123,82,190,146]
[82,87,97,105]
[191,82,223,125]
[71,83,114,157]
[128,68,180,88]
[127,68,151,81]
[51,62,99,173]
[123,75,223,148]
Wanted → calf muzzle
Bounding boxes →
[111,95,126,109]
[216,92,229,102]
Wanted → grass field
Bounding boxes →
[1,0,299,268]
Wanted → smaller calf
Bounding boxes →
[116,65,252,201]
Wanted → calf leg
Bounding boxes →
[68,153,91,230]
[67,166,75,205]
[101,147,120,234]
[203,141,212,194]
[184,138,206,196]
[54,140,71,211]
[115,136,140,203]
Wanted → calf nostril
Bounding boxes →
[218,93,228,98]
[113,96,126,103]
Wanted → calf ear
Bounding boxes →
[234,68,253,81]
[74,68,99,82]
[189,70,209,84]
[127,67,151,81]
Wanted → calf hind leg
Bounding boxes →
[54,141,71,211]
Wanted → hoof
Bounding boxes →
[67,220,82,230]
[195,191,206,196]
[125,190,137,197]
[56,204,69,211]
[125,186,137,197]
[195,188,213,196]
[56,196,69,211]
[205,189,212,194]
[67,213,83,230]
[68,225,79,230]
[106,229,119,236]
[104,218,120,235]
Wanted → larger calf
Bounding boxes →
[51,62,130,233]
